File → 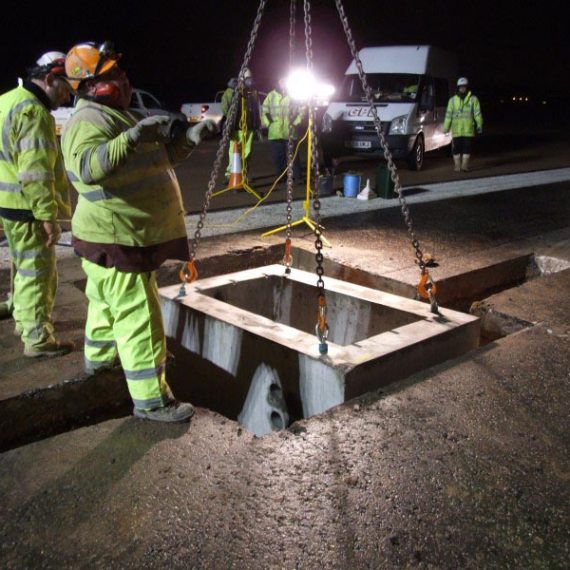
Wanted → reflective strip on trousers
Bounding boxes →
[132,396,167,410]
[85,337,117,349]
[81,259,169,411]
[124,363,166,381]
[1,218,56,348]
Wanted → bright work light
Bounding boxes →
[286,69,335,103]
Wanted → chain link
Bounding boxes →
[304,0,325,292]
[334,0,426,272]
[188,0,267,264]
[284,0,296,264]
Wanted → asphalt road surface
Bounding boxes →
[176,121,570,214]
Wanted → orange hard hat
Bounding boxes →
[65,41,121,90]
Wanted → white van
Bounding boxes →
[321,45,458,170]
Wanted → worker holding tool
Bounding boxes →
[61,41,214,423]
[0,51,74,358]
[444,77,483,172]
[221,69,261,182]
[262,78,304,185]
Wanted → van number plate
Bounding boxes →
[346,140,372,149]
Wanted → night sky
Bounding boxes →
[2,0,568,108]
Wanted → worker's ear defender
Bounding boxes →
[92,82,122,106]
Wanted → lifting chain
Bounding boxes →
[176,0,268,298]
[334,0,439,311]
[283,0,297,275]
[304,0,328,354]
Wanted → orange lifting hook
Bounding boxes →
[179,260,199,284]
[417,269,437,300]
[282,238,293,271]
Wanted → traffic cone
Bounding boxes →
[228,141,244,189]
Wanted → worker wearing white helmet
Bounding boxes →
[0,51,74,358]
[443,77,483,172]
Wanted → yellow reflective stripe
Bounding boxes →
[14,137,57,153]
[124,363,165,380]
[17,170,54,182]
[132,396,166,410]
[0,182,21,193]
[80,171,169,202]
[0,98,38,162]
[10,248,44,260]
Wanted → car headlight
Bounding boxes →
[389,115,408,135]
[322,112,333,133]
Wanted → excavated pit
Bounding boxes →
[160,264,480,435]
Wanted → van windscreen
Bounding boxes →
[342,74,420,103]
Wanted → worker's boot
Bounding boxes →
[134,400,195,423]
[453,155,461,172]
[461,154,471,172]
[24,340,75,359]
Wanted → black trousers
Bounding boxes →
[270,139,302,181]
[452,136,473,155]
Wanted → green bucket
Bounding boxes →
[375,163,395,199]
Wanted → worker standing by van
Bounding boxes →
[262,78,303,184]
[0,51,74,358]
[444,77,483,172]
[62,41,214,423]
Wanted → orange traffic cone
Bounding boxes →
[228,141,244,189]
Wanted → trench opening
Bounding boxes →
[291,247,568,344]
[5,244,567,447]
[200,275,422,346]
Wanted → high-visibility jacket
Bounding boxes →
[443,91,483,138]
[61,99,187,248]
[0,85,70,220]
[261,90,303,140]
[221,87,233,117]
[221,87,261,133]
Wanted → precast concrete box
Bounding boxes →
[160,265,479,435]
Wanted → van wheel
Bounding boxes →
[407,135,424,171]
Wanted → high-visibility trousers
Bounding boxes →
[1,218,56,347]
[81,258,169,411]
[226,130,254,176]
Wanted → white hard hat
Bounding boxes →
[36,51,67,67]
[457,77,469,87]
[31,51,67,78]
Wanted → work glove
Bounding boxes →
[186,120,216,146]
[126,115,172,146]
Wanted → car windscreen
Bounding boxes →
[341,73,421,103]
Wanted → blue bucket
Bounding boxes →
[343,172,361,198]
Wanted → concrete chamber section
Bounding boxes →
[160,265,480,436]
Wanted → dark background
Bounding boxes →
[2,0,569,115]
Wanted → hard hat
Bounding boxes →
[457,77,469,87]
[28,51,67,78]
[65,41,121,91]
